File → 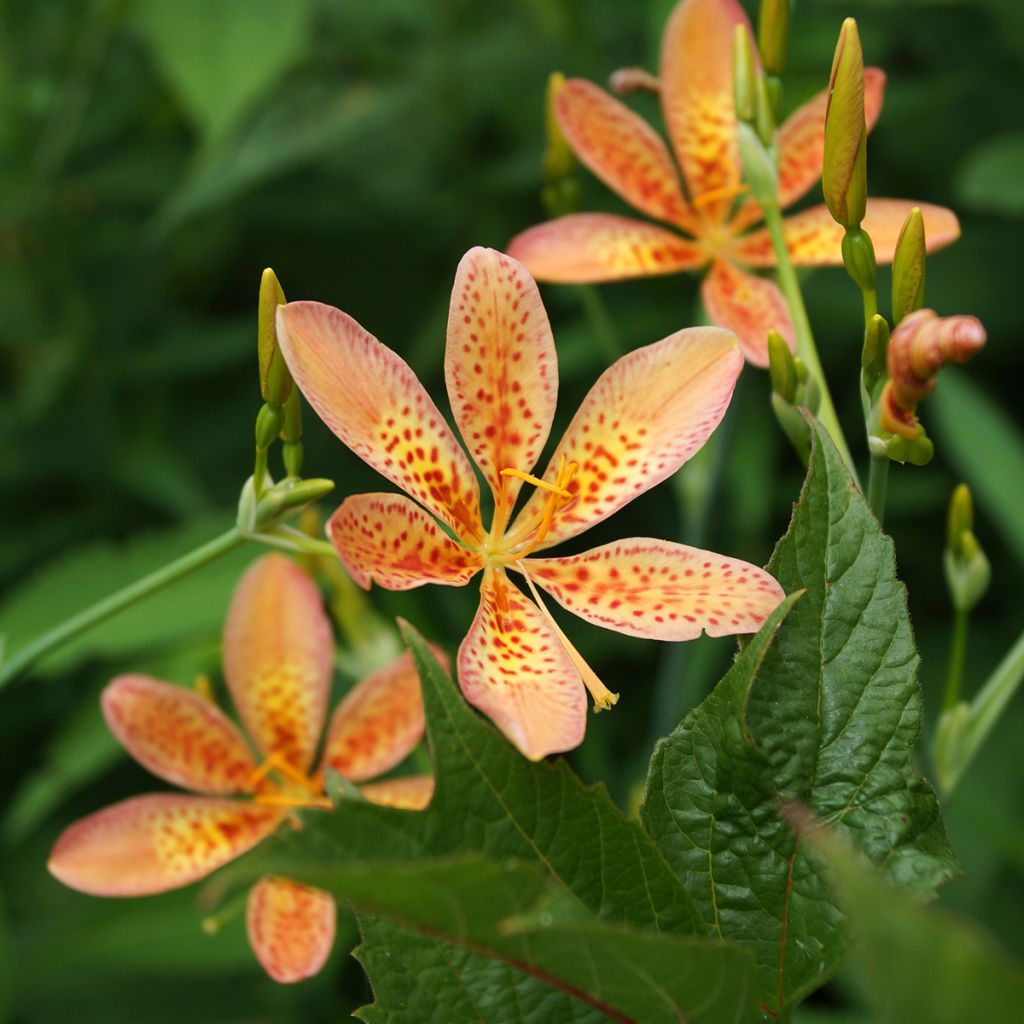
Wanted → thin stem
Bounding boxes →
[0,527,246,690]
[943,608,969,712]
[867,451,889,524]
[576,284,622,361]
[760,200,859,483]
[862,287,878,323]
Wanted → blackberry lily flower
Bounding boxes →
[275,246,784,761]
[507,0,960,366]
[48,555,434,984]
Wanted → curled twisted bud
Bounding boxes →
[880,309,986,441]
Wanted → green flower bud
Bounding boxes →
[753,72,776,148]
[947,483,974,556]
[823,18,868,230]
[768,330,797,402]
[258,268,291,408]
[758,0,790,77]
[945,484,990,612]
[861,313,890,397]
[252,478,336,532]
[891,206,927,324]
[840,226,877,294]
[254,402,284,451]
[732,24,757,124]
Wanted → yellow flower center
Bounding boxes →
[250,752,332,810]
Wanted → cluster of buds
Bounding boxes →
[768,330,821,464]
[879,309,986,460]
[541,72,580,219]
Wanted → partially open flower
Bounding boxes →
[48,555,435,984]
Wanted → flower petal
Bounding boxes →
[731,199,961,268]
[276,301,484,542]
[327,493,482,592]
[222,555,333,773]
[525,539,784,641]
[321,650,435,783]
[458,571,586,760]
[359,775,435,810]
[700,258,794,367]
[102,675,257,795]
[660,0,750,221]
[730,68,886,231]
[555,78,696,230]
[48,794,284,896]
[507,326,742,550]
[247,877,336,984]
[507,213,706,283]
[445,247,558,511]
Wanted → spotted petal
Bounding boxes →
[247,877,336,984]
[700,258,794,367]
[507,213,705,284]
[508,326,742,550]
[731,199,961,268]
[730,68,886,231]
[48,794,284,897]
[458,571,586,760]
[327,493,482,591]
[276,301,484,543]
[445,247,558,513]
[555,78,696,230]
[525,539,784,641]
[321,650,433,783]
[222,555,333,773]
[660,0,750,222]
[102,675,257,795]
[359,775,435,810]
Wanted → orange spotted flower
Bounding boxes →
[274,246,784,761]
[48,554,433,984]
[507,0,960,366]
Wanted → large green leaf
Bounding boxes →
[641,420,958,1017]
[807,823,1024,1022]
[264,856,757,1024]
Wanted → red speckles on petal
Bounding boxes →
[102,676,257,795]
[445,248,558,509]
[275,301,483,542]
[509,327,742,550]
[525,538,785,641]
[328,493,482,592]
[247,877,336,984]
[457,571,586,760]
[47,795,284,897]
[222,555,334,774]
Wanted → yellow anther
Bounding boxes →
[692,182,751,211]
[500,466,572,499]
[254,791,334,810]
[248,751,324,797]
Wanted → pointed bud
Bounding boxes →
[861,313,890,396]
[891,207,927,324]
[753,72,776,147]
[823,19,868,230]
[253,478,336,530]
[840,226,877,294]
[254,402,283,451]
[947,483,974,558]
[758,0,790,77]
[768,330,797,401]
[733,24,757,124]
[944,483,990,612]
[258,268,292,407]
[543,72,575,184]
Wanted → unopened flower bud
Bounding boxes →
[881,309,986,441]
[253,477,336,531]
[258,268,291,408]
[861,313,890,396]
[543,72,575,184]
[733,24,758,124]
[758,0,790,77]
[823,19,868,230]
[768,330,797,401]
[891,206,927,324]
[254,402,283,451]
[944,483,990,612]
[947,483,974,558]
[841,226,877,294]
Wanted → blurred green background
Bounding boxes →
[2,0,1022,1020]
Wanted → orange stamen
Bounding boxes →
[692,182,750,212]
[502,456,579,557]
[248,751,328,810]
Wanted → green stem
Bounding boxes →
[867,451,889,524]
[760,201,858,483]
[862,287,878,323]
[0,527,246,690]
[943,608,969,712]
[576,284,622,361]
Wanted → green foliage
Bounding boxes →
[642,422,958,1015]
[956,130,1024,217]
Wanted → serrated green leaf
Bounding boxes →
[932,371,1024,567]
[0,515,255,676]
[641,419,958,1016]
[270,855,757,1024]
[807,824,1024,1022]
[238,625,704,935]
